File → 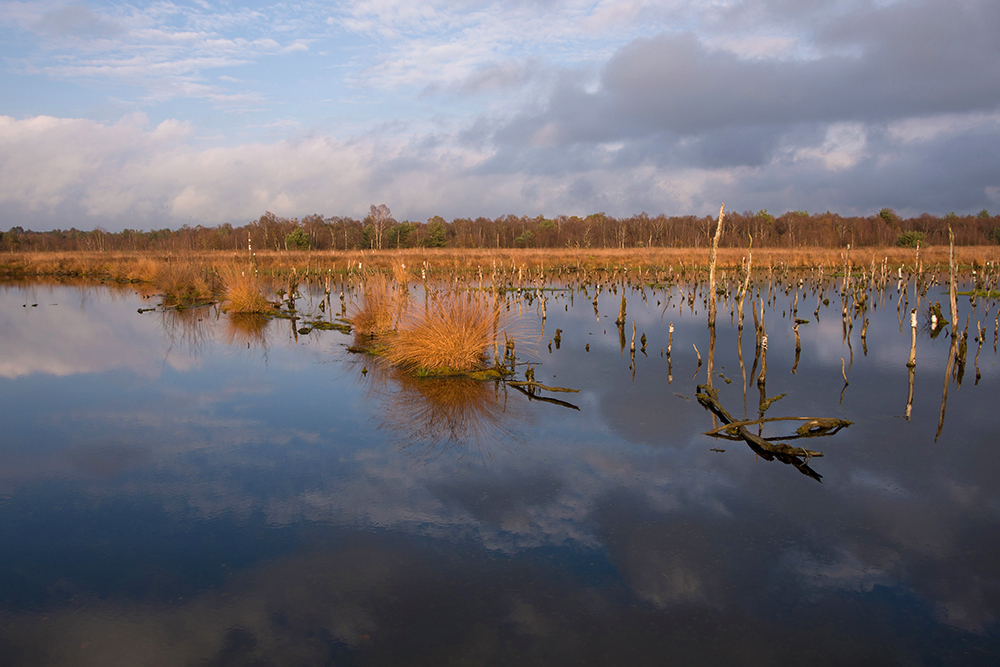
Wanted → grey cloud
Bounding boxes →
[431,470,564,527]
[460,1,1000,215]
[720,119,1000,215]
[491,1,1000,149]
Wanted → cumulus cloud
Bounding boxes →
[2,0,999,228]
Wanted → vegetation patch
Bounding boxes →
[309,319,352,334]
[384,291,510,373]
[219,264,271,313]
[957,289,1000,298]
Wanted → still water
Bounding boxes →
[1,276,999,665]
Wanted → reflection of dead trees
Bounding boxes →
[748,298,766,391]
[667,322,674,384]
[936,228,964,441]
[696,384,852,482]
[792,323,801,374]
[936,336,959,441]
[905,365,915,421]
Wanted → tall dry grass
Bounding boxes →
[154,261,216,305]
[218,264,271,313]
[351,274,400,336]
[385,291,508,372]
[351,265,413,337]
[5,246,1000,281]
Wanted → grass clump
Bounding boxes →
[352,274,399,336]
[385,291,507,373]
[155,260,215,306]
[351,266,411,338]
[219,264,271,313]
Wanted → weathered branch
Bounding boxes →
[695,384,845,482]
[509,383,581,410]
[702,416,853,437]
[507,381,580,393]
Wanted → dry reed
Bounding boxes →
[154,261,215,305]
[385,291,507,372]
[5,246,1000,279]
[351,274,400,336]
[219,264,271,313]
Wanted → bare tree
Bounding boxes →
[368,204,394,250]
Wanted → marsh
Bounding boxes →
[1,269,999,665]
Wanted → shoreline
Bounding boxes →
[3,246,999,280]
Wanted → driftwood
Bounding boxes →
[695,384,852,482]
[507,381,579,393]
[702,416,852,439]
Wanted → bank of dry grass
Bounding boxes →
[4,246,1000,280]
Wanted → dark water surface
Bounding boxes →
[1,277,999,666]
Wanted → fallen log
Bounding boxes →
[695,384,844,482]
[507,381,580,393]
[702,416,852,438]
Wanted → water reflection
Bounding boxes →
[357,361,524,467]
[1,276,999,664]
[159,305,217,357]
[220,312,271,352]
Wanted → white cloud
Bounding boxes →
[792,122,868,171]
[887,112,1000,144]
[3,1,1000,227]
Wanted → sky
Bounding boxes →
[1,0,999,232]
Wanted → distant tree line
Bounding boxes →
[3,206,999,253]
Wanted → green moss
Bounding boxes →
[309,319,352,334]
[957,289,1000,298]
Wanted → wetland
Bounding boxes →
[2,255,1000,665]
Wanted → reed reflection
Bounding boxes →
[158,306,273,356]
[160,306,216,357]
[357,361,524,467]
[221,313,271,352]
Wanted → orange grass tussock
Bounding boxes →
[385,291,508,373]
[154,261,216,305]
[219,264,271,313]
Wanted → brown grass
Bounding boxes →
[154,261,216,305]
[351,274,401,336]
[3,246,1000,280]
[219,264,271,313]
[385,291,507,372]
